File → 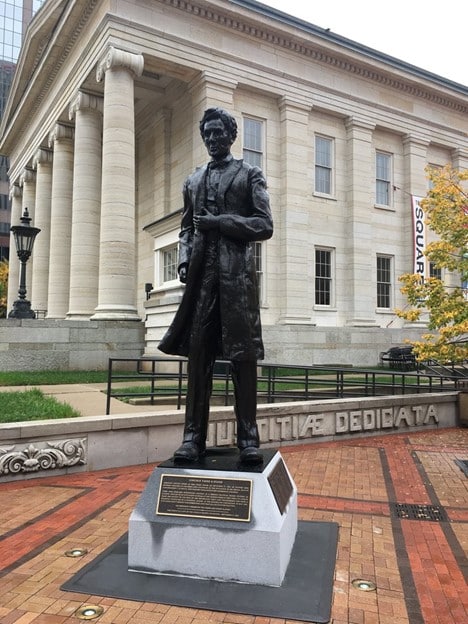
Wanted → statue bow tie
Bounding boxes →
[209,160,229,170]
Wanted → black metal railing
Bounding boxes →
[105,357,461,415]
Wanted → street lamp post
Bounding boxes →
[8,208,41,319]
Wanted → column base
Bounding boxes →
[90,305,141,321]
[66,312,94,320]
[345,318,377,327]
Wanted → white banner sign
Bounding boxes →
[412,195,426,278]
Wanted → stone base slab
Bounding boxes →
[128,449,297,586]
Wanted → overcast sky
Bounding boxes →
[261,0,467,87]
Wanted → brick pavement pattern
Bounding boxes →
[0,428,467,624]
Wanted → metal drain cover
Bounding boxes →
[455,459,468,477]
[391,503,447,522]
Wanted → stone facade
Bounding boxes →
[1,0,467,366]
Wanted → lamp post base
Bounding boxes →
[8,299,36,319]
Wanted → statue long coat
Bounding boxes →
[158,158,273,361]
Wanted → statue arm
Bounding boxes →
[218,167,273,242]
[178,179,194,278]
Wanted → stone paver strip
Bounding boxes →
[0,428,466,623]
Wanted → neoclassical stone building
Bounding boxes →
[1,0,467,366]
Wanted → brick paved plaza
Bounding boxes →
[0,428,467,624]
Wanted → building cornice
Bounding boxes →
[162,0,467,113]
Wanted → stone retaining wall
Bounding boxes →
[0,319,145,371]
[0,392,459,482]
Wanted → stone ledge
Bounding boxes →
[0,392,460,482]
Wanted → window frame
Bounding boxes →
[242,116,264,170]
[314,246,335,307]
[314,134,334,197]
[159,243,179,286]
[429,262,442,281]
[375,151,393,208]
[376,254,393,310]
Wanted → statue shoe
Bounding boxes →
[239,446,263,465]
[173,441,202,462]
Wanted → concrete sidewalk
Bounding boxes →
[0,383,174,416]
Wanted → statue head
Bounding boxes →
[199,107,238,143]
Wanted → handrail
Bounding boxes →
[105,357,461,415]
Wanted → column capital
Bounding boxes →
[402,134,430,148]
[48,123,74,147]
[278,96,312,114]
[9,184,22,200]
[345,116,376,132]
[96,46,144,83]
[19,167,36,186]
[188,70,238,95]
[451,147,468,164]
[32,147,53,169]
[69,91,103,120]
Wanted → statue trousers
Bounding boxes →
[183,245,260,451]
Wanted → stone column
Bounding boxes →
[153,107,172,216]
[278,97,312,324]
[91,47,144,321]
[452,148,468,171]
[400,135,430,324]
[450,149,468,291]
[19,167,36,303]
[402,134,429,266]
[7,184,22,311]
[47,123,74,318]
[188,71,238,167]
[31,148,53,313]
[344,117,376,326]
[67,91,103,319]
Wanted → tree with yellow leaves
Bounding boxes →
[0,260,8,318]
[397,165,468,362]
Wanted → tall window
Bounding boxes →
[429,262,442,280]
[315,248,333,306]
[0,157,8,179]
[254,242,263,303]
[377,255,392,308]
[376,152,392,206]
[315,136,333,195]
[0,194,9,210]
[161,245,178,283]
[243,117,263,168]
[427,164,442,190]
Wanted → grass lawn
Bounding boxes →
[0,370,109,386]
[0,389,81,423]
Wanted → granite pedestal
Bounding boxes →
[128,448,297,586]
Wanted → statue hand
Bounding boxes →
[193,213,219,231]
[178,264,188,283]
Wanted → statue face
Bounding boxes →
[202,118,232,161]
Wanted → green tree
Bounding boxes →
[0,260,8,318]
[396,165,468,362]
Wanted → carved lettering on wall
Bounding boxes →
[206,404,440,447]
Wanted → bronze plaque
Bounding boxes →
[268,459,294,514]
[156,473,252,522]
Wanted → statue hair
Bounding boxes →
[199,107,238,143]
